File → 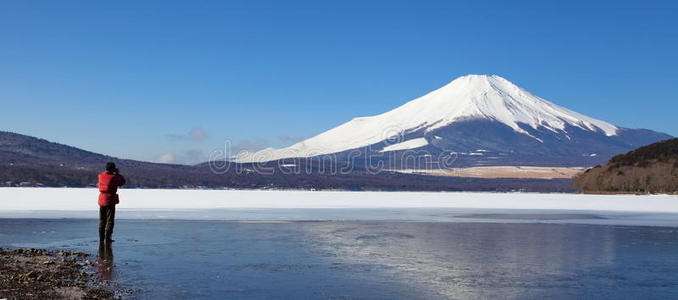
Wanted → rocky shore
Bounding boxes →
[0,247,118,299]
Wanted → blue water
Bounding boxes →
[2,218,678,299]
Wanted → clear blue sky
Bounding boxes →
[1,0,677,164]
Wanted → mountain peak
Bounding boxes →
[452,73,504,81]
[438,74,521,96]
[393,74,618,136]
[235,75,622,162]
[445,74,511,89]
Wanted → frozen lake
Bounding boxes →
[2,188,678,298]
[2,188,678,226]
[2,219,678,299]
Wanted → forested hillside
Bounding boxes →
[574,139,678,193]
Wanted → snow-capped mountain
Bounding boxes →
[236,75,671,167]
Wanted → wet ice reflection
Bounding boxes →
[2,219,678,299]
[300,223,639,299]
[96,241,115,281]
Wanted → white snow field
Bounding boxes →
[0,188,678,218]
[380,137,429,152]
[1,187,677,211]
[1,188,677,212]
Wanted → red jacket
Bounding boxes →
[98,172,126,207]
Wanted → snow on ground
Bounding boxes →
[0,188,676,212]
[379,138,429,152]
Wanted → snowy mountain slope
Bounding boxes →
[235,75,669,166]
[380,138,429,153]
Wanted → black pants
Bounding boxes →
[99,205,116,240]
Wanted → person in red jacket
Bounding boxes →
[98,162,126,243]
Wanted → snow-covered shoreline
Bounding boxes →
[1,187,676,212]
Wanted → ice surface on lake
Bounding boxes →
[1,188,677,226]
[1,188,677,211]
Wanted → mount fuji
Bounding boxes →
[236,75,671,168]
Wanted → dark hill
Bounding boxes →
[574,138,678,194]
